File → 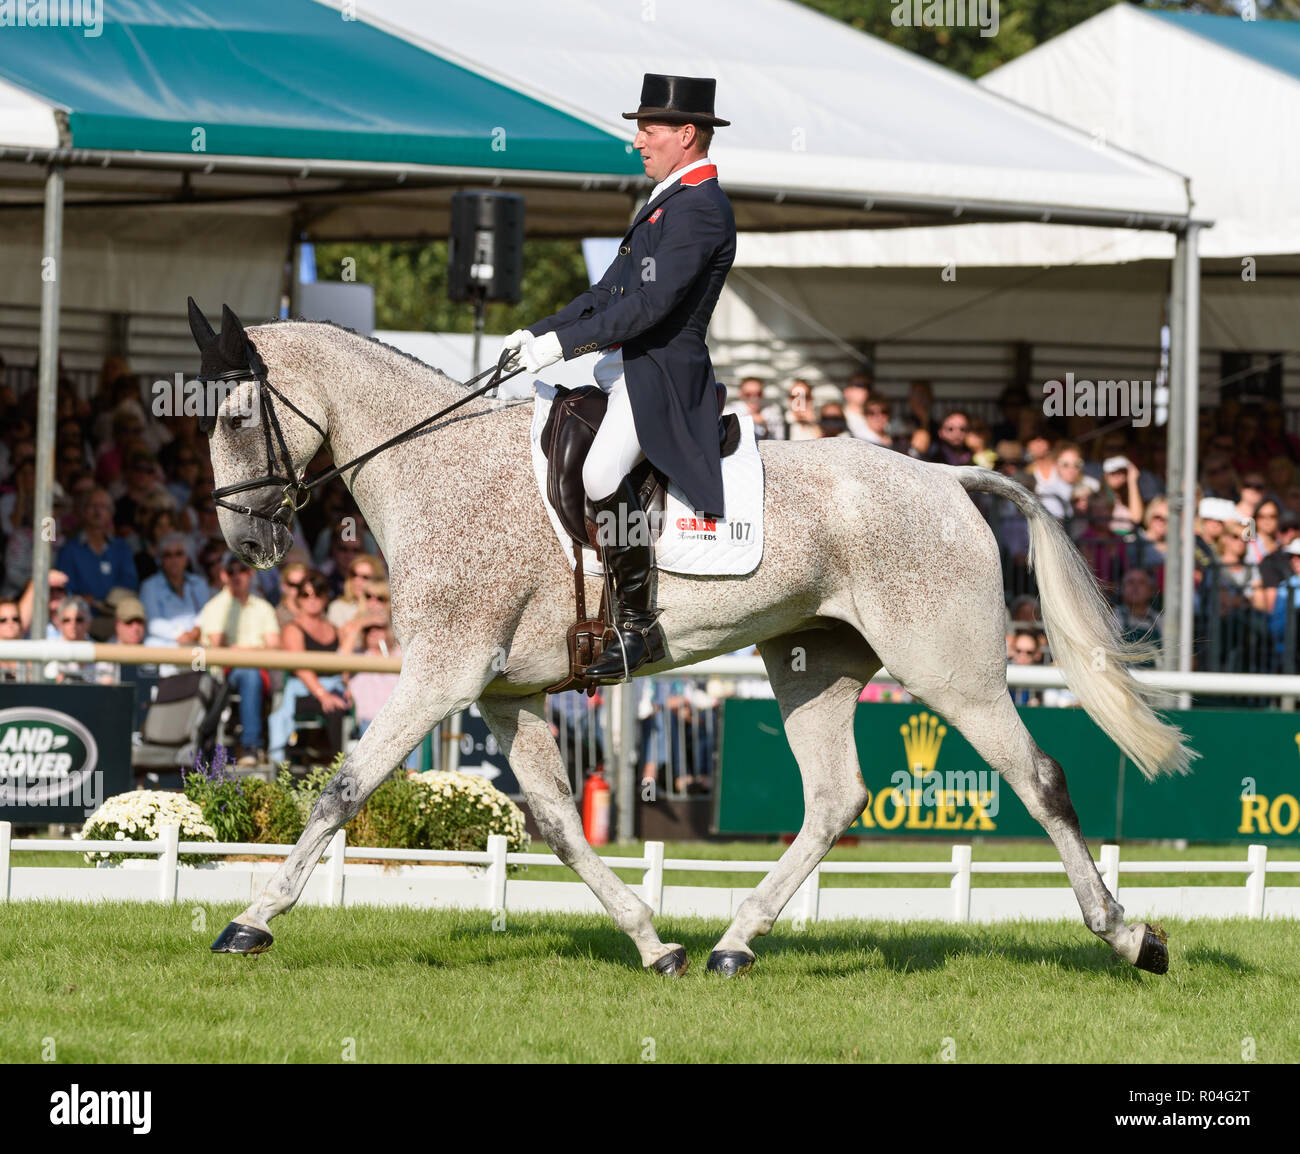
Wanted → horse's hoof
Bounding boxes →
[211,921,274,955]
[1133,924,1168,975]
[649,945,689,977]
[706,949,755,977]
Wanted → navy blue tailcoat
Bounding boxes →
[528,164,736,518]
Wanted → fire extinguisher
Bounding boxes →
[582,765,611,846]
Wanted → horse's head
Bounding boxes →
[187,298,327,569]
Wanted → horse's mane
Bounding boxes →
[252,316,468,391]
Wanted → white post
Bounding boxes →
[486,834,508,914]
[951,845,972,923]
[642,840,665,915]
[795,863,820,925]
[1100,844,1120,900]
[326,829,347,907]
[158,823,179,902]
[1246,843,1267,919]
[0,821,11,902]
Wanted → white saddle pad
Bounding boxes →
[527,382,764,577]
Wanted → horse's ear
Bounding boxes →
[188,297,216,351]
[218,303,249,368]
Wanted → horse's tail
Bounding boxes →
[955,466,1196,780]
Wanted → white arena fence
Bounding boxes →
[3,824,1298,922]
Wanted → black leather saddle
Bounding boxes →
[539,382,740,555]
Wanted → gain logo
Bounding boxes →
[0,707,99,805]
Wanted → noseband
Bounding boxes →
[200,347,523,529]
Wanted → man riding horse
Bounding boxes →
[504,73,736,684]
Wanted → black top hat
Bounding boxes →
[622,74,730,127]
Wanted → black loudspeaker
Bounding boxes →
[448,191,525,303]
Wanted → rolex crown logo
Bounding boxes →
[900,712,946,778]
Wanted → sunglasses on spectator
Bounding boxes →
[365,592,389,603]
[0,615,20,624]
[61,615,87,624]
[284,578,305,591]
[121,618,145,627]
[50,585,67,596]
[943,422,968,432]
[349,568,374,581]
[300,587,327,599]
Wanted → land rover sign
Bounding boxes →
[0,686,133,823]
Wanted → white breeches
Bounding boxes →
[582,372,646,502]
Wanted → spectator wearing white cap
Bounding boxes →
[1102,455,1145,539]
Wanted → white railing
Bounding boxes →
[3,823,1297,922]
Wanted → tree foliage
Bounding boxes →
[313,239,590,334]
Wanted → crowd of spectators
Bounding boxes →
[5,353,1300,788]
[0,356,400,767]
[727,372,1300,678]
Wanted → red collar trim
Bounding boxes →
[679,164,718,187]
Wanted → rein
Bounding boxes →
[205,350,523,527]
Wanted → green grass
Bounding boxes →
[0,903,1295,1063]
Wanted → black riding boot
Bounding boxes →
[583,476,666,683]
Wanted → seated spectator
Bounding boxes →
[1008,594,1040,625]
[1076,492,1125,589]
[1268,541,1300,666]
[905,380,938,440]
[198,553,281,766]
[785,380,821,441]
[1114,570,1162,660]
[1024,439,1071,522]
[1102,456,1145,539]
[1126,498,1169,591]
[268,570,349,766]
[327,553,386,630]
[858,397,894,448]
[925,410,973,467]
[55,486,139,614]
[274,556,311,629]
[114,449,167,532]
[1258,512,1300,606]
[43,596,115,684]
[726,376,785,440]
[140,533,208,654]
[1265,455,1296,498]
[338,578,391,655]
[1246,496,1279,565]
[841,372,872,440]
[0,597,22,680]
[133,504,181,581]
[1007,627,1042,707]
[197,539,226,597]
[109,595,157,727]
[818,402,851,438]
[165,445,205,510]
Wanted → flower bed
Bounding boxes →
[76,792,216,864]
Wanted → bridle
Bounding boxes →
[200,347,523,529]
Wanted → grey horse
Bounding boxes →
[192,303,1193,977]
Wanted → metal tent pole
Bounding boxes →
[1162,223,1201,703]
[30,164,65,657]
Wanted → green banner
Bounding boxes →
[715,700,1300,844]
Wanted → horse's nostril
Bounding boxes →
[239,540,259,557]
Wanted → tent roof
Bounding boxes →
[1148,9,1300,81]
[738,7,1293,269]
[0,0,1191,239]
[0,0,635,173]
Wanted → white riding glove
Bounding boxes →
[499,328,529,368]
[521,329,563,374]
